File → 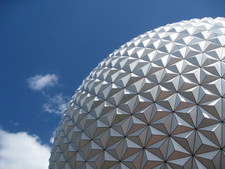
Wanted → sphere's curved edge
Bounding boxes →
[76,17,225,100]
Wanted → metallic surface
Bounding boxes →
[49,17,225,169]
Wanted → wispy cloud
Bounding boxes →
[0,129,50,169]
[43,94,68,115]
[49,130,56,144]
[9,121,20,127]
[27,73,69,115]
[27,74,58,91]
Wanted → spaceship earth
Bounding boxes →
[49,17,225,169]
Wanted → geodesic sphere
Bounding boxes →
[49,17,225,169]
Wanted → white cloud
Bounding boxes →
[0,129,51,169]
[43,94,68,115]
[27,73,69,115]
[49,131,56,144]
[9,121,20,127]
[27,74,58,91]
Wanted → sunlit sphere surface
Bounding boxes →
[49,17,225,169]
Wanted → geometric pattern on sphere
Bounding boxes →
[49,17,225,169]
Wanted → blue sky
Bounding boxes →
[0,0,225,168]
